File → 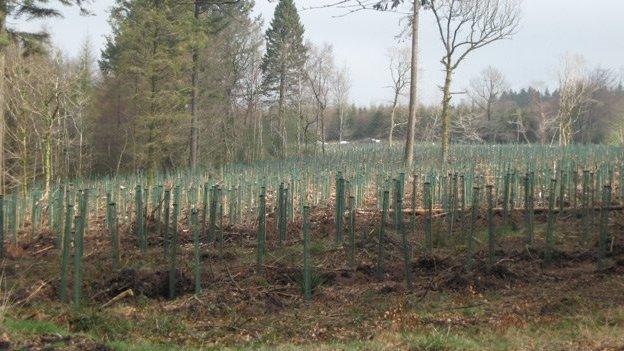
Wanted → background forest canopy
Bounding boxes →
[3,0,624,194]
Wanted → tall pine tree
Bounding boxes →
[261,0,306,157]
[97,0,258,174]
[100,0,192,177]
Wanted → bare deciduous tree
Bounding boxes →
[333,65,351,144]
[403,0,422,170]
[386,46,411,146]
[467,66,508,140]
[468,66,508,122]
[453,109,483,143]
[530,90,557,145]
[4,44,91,196]
[555,54,597,146]
[305,42,336,155]
[309,0,422,169]
[429,0,521,161]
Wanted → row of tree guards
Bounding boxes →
[1,145,624,303]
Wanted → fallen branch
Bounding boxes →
[16,281,48,306]
[100,289,134,309]
[33,246,54,256]
[225,265,243,292]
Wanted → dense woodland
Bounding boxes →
[2,0,624,194]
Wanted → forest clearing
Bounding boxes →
[1,144,624,350]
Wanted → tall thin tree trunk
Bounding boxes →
[338,105,344,144]
[440,64,453,163]
[315,112,320,156]
[44,134,52,197]
[0,53,4,194]
[247,94,256,162]
[252,110,257,161]
[278,70,287,157]
[189,0,200,172]
[78,119,84,178]
[320,108,326,155]
[149,72,157,178]
[63,116,71,178]
[297,77,302,156]
[21,135,27,196]
[297,111,301,155]
[258,112,263,159]
[389,92,399,146]
[403,0,421,170]
[0,5,6,194]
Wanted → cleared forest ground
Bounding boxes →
[1,205,624,351]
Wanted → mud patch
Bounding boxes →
[436,261,522,292]
[105,268,194,300]
[266,267,337,291]
[414,255,449,272]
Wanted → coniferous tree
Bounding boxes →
[261,0,307,157]
[189,0,253,172]
[99,0,192,177]
[195,0,262,165]
[96,0,260,175]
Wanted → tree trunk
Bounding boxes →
[315,111,320,156]
[258,112,263,159]
[297,77,303,156]
[338,105,344,144]
[78,121,84,178]
[189,0,200,173]
[403,0,421,170]
[21,135,27,196]
[44,134,52,197]
[440,64,453,163]
[278,68,287,158]
[297,109,301,155]
[320,107,326,155]
[561,122,570,146]
[0,53,4,194]
[148,73,157,178]
[0,5,6,194]
[389,92,399,146]
[486,95,492,122]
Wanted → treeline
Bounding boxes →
[4,42,94,195]
[93,0,356,173]
[5,0,356,193]
[3,0,624,194]
[324,65,624,146]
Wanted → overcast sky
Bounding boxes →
[12,0,624,105]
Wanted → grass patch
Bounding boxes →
[107,340,199,351]
[403,331,480,351]
[69,308,134,339]
[3,318,67,336]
